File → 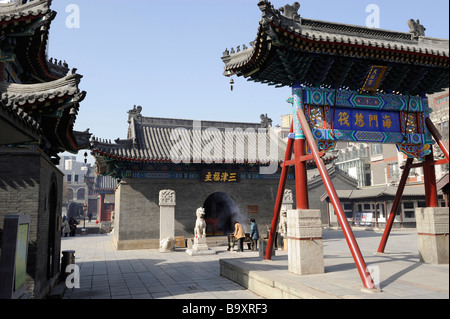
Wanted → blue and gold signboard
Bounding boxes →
[291,86,433,159]
[361,66,388,92]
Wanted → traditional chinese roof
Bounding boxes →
[0,1,86,157]
[0,70,87,154]
[0,0,68,82]
[222,1,449,95]
[0,99,42,145]
[91,106,289,176]
[320,184,426,201]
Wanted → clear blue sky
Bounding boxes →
[49,0,449,163]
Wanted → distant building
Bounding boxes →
[58,156,90,220]
[85,167,118,223]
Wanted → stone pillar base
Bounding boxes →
[287,209,324,275]
[186,237,215,256]
[416,207,449,264]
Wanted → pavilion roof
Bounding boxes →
[0,69,87,154]
[1,0,69,81]
[0,100,42,145]
[222,1,449,95]
[1,1,87,157]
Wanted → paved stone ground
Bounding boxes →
[61,231,263,299]
[221,228,449,299]
[60,228,448,300]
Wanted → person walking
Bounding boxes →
[233,221,245,252]
[61,216,70,237]
[250,219,259,251]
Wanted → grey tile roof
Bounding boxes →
[223,0,449,73]
[321,185,426,201]
[0,0,51,22]
[92,115,288,164]
[0,100,42,145]
[0,71,86,109]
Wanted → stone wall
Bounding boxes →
[0,149,63,298]
[112,169,357,250]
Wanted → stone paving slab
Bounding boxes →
[60,233,263,300]
[221,229,449,299]
[58,229,448,300]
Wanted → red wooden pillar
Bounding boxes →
[297,109,376,290]
[295,139,309,210]
[265,122,294,260]
[423,149,439,208]
[377,157,413,253]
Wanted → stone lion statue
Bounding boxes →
[194,207,206,239]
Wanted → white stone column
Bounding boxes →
[416,207,449,264]
[287,209,324,275]
[159,189,176,252]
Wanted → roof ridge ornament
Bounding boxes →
[279,2,301,23]
[407,18,426,40]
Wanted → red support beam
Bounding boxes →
[294,139,309,210]
[265,122,295,260]
[296,109,376,290]
[377,157,413,253]
[423,149,439,208]
[425,117,449,161]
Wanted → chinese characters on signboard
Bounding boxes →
[201,170,240,183]
[361,66,388,92]
[334,108,401,133]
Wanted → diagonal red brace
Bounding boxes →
[426,117,449,161]
[296,109,376,290]
[264,122,295,260]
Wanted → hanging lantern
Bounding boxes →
[230,78,234,91]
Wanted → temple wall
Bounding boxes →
[111,171,357,250]
[0,149,63,299]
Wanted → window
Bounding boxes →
[417,201,426,208]
[65,159,72,171]
[352,147,358,159]
[389,162,399,179]
[77,188,85,201]
[436,95,449,105]
[371,143,382,155]
[74,175,79,183]
[343,203,353,218]
[403,202,415,219]
[360,145,367,158]
[67,175,72,182]
[376,203,385,219]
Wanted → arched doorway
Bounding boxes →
[203,192,239,236]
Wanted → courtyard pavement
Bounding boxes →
[59,227,448,301]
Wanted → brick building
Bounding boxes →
[90,107,348,250]
[0,1,87,298]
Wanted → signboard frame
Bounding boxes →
[0,215,30,299]
[292,86,434,159]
